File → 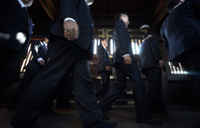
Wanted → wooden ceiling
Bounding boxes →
[28,0,168,38]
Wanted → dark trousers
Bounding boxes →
[11,38,102,128]
[0,47,24,94]
[8,70,38,109]
[72,60,103,128]
[142,67,166,112]
[56,76,73,108]
[177,47,200,104]
[188,50,200,104]
[98,62,152,120]
[96,71,110,98]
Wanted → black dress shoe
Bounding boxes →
[87,120,117,128]
[136,119,162,125]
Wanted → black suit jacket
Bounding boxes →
[160,0,200,61]
[50,0,93,51]
[97,44,111,73]
[139,36,162,69]
[0,0,32,54]
[113,20,136,65]
[25,41,48,72]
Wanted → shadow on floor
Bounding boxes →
[0,105,200,128]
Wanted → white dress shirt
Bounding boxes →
[102,44,109,56]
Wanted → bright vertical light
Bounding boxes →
[131,39,135,55]
[138,39,142,46]
[179,63,184,74]
[110,39,114,55]
[25,51,32,66]
[173,66,176,74]
[113,40,116,53]
[20,44,32,72]
[168,61,189,75]
[93,39,97,54]
[177,67,180,74]
[20,59,26,72]
[27,43,31,52]
[135,42,139,55]
[169,62,173,74]
[138,39,141,54]
[98,39,100,46]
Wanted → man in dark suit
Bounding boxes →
[11,0,116,128]
[96,38,112,98]
[7,35,50,111]
[139,32,166,113]
[160,0,200,103]
[98,13,162,125]
[0,0,33,94]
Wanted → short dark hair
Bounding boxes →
[166,0,180,12]
[115,12,128,22]
[100,38,106,42]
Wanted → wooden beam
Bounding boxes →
[152,0,168,29]
[38,0,58,21]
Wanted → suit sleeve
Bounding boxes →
[104,53,110,66]
[160,24,169,55]
[192,0,200,12]
[150,36,162,61]
[0,33,23,50]
[59,0,79,21]
[31,41,42,61]
[47,43,51,57]
[115,20,130,55]
[97,45,106,67]
[0,0,7,11]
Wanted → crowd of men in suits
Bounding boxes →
[0,0,199,128]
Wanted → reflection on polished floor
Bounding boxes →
[0,104,200,128]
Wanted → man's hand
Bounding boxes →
[39,60,45,66]
[123,56,132,64]
[159,60,164,68]
[105,66,110,71]
[63,20,79,41]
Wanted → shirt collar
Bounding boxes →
[18,0,26,8]
[43,41,48,46]
[101,44,107,50]
[171,1,185,13]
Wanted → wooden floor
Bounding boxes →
[0,104,200,128]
